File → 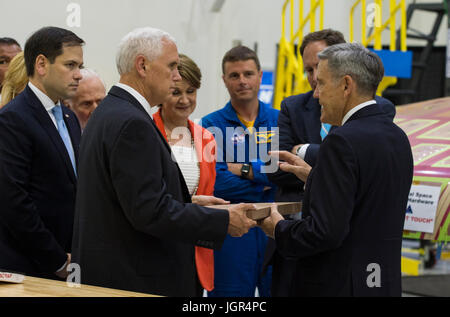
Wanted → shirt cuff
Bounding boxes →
[297,144,310,159]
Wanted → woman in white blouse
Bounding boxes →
[153,54,227,292]
[153,54,227,206]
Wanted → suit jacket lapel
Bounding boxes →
[24,86,77,184]
[300,92,322,144]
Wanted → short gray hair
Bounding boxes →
[318,43,384,96]
[116,27,176,75]
[80,68,105,87]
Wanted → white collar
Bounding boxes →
[342,99,376,125]
[28,81,58,111]
[115,83,153,118]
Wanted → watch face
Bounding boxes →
[241,164,250,175]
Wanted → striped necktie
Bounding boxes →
[320,123,331,140]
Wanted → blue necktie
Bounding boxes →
[52,105,77,175]
[320,123,331,140]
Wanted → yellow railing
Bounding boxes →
[350,0,406,51]
[401,256,422,276]
[349,0,407,95]
[273,0,324,109]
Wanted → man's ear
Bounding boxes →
[34,54,48,77]
[343,75,353,98]
[135,55,148,77]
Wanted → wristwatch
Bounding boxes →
[241,163,251,178]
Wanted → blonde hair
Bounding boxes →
[1,52,27,107]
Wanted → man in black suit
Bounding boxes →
[0,27,84,279]
[71,27,257,297]
[265,30,396,296]
[260,43,413,296]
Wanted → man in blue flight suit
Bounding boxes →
[202,46,279,297]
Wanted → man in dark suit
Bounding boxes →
[265,30,396,296]
[0,27,84,279]
[71,27,257,297]
[260,43,413,296]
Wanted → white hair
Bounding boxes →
[116,27,176,75]
[80,68,106,89]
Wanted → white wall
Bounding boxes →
[0,0,447,119]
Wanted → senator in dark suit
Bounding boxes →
[260,43,413,296]
[71,27,256,297]
[0,27,84,278]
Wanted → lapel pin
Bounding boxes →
[65,114,69,118]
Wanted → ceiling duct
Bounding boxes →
[211,0,226,12]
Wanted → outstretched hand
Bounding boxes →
[257,204,284,239]
[227,203,257,237]
[55,253,71,279]
[192,195,230,206]
[269,151,312,182]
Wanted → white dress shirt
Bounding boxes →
[28,82,58,128]
[115,83,153,118]
[341,99,376,126]
[171,143,200,196]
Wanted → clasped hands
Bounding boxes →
[201,197,284,238]
[197,183,282,238]
[227,203,284,239]
[235,151,311,239]
[192,194,256,238]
